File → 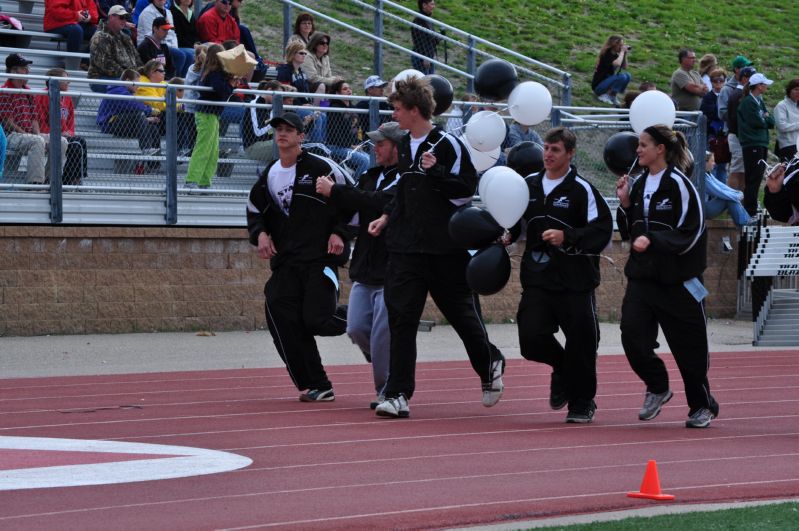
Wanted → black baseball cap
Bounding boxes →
[6,53,32,70]
[268,112,304,132]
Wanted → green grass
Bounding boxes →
[243,0,798,109]
[536,502,799,530]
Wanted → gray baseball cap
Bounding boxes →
[366,121,405,143]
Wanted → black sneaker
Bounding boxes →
[369,394,385,410]
[685,407,715,428]
[299,388,335,402]
[639,389,673,420]
[549,372,568,410]
[566,401,596,424]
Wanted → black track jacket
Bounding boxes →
[513,167,613,292]
[616,165,707,284]
[385,126,477,255]
[246,151,351,270]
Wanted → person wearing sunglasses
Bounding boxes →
[304,32,341,90]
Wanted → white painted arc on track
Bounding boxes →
[0,436,252,491]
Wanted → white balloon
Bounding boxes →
[393,68,425,84]
[464,111,507,152]
[629,90,677,134]
[478,166,508,199]
[507,81,553,126]
[483,168,528,228]
[464,139,501,172]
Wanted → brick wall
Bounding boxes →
[0,221,741,336]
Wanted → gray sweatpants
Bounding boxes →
[347,282,390,395]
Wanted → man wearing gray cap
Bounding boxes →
[246,111,351,403]
[316,122,404,409]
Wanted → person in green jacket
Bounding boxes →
[737,72,775,215]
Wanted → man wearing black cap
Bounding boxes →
[246,111,351,402]
[315,121,404,409]
[0,54,68,184]
[88,5,141,93]
[137,16,176,78]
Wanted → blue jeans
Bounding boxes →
[593,72,631,96]
[713,162,728,185]
[50,22,95,53]
[296,108,327,143]
[328,145,370,180]
[169,47,193,77]
[219,106,244,137]
[89,77,115,93]
[0,127,6,181]
[704,171,750,226]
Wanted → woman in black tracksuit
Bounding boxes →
[615,123,719,428]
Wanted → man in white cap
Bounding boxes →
[737,72,775,215]
[356,75,393,140]
[315,121,405,409]
[88,5,141,93]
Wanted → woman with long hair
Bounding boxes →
[591,35,631,106]
[615,123,718,429]
[326,79,370,178]
[303,32,339,89]
[184,43,237,188]
[287,12,315,47]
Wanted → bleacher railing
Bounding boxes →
[0,74,706,227]
[279,0,572,105]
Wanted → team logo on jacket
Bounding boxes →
[655,198,672,211]
[297,174,313,185]
[552,196,569,208]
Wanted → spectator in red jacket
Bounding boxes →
[44,0,99,59]
[196,0,239,44]
[34,68,88,185]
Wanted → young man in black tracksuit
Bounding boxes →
[316,121,404,409]
[510,127,613,423]
[368,76,505,418]
[616,124,719,428]
[246,112,350,402]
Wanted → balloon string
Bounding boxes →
[338,139,373,171]
[627,156,638,176]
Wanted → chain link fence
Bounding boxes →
[1,74,705,224]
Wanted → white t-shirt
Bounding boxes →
[542,173,567,197]
[410,134,427,160]
[643,168,666,215]
[268,162,296,215]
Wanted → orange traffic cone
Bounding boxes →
[627,459,675,501]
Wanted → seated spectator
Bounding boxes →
[96,68,161,156]
[137,16,176,78]
[0,54,67,184]
[622,90,640,109]
[132,0,168,23]
[44,0,99,66]
[241,79,280,163]
[506,120,543,149]
[445,92,477,134]
[138,0,193,76]
[326,79,370,179]
[638,81,656,91]
[136,59,168,115]
[35,68,87,185]
[703,151,750,227]
[197,0,265,81]
[170,0,199,49]
[287,12,315,48]
[774,78,799,162]
[701,68,729,183]
[167,76,196,155]
[355,75,392,138]
[276,41,325,140]
[88,5,142,93]
[591,35,631,106]
[196,0,239,44]
[304,32,340,89]
[764,158,799,224]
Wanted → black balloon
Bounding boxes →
[449,206,504,249]
[473,59,518,101]
[603,131,640,176]
[466,244,511,295]
[423,74,454,116]
[506,141,544,177]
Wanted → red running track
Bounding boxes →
[1,350,798,530]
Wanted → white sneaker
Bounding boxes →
[375,394,409,418]
[482,358,505,407]
[597,93,615,105]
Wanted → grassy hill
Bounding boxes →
[242,0,798,108]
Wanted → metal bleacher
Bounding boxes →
[0,0,268,226]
